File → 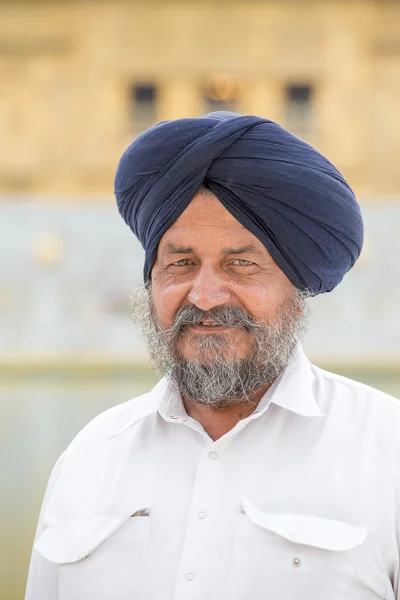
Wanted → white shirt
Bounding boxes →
[25,348,400,600]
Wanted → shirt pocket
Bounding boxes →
[34,513,151,600]
[226,497,386,600]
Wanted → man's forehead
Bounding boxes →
[157,192,268,259]
[160,240,266,258]
[169,191,240,228]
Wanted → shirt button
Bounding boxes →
[288,533,297,541]
[198,511,207,519]
[292,557,301,567]
[186,572,195,581]
[77,553,86,560]
[208,451,218,460]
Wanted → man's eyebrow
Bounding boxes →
[222,244,262,255]
[163,243,194,255]
[162,243,262,256]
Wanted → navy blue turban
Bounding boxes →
[114,111,363,295]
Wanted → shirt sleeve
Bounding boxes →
[24,452,66,600]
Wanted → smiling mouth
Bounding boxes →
[186,323,231,331]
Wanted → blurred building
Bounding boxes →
[1,0,400,368]
[0,0,400,197]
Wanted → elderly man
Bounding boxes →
[26,113,400,600]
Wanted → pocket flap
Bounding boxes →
[241,497,368,551]
[34,516,126,564]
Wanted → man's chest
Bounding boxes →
[35,422,397,600]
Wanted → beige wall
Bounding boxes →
[0,0,399,197]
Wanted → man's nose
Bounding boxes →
[187,266,232,311]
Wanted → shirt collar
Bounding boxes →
[106,377,170,438]
[107,346,324,439]
[268,346,325,417]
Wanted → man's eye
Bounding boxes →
[232,259,254,266]
[171,259,192,266]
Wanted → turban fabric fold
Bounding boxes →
[114,111,363,295]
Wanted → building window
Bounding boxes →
[203,73,241,114]
[285,84,314,139]
[130,83,158,136]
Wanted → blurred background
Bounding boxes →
[1,0,400,597]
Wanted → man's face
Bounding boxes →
[151,191,296,365]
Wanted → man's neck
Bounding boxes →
[182,384,271,441]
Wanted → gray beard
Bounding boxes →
[130,283,310,409]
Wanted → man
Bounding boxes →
[26,112,400,599]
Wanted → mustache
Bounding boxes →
[169,305,267,332]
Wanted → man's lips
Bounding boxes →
[185,323,232,333]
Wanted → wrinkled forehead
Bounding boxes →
[167,192,245,233]
[156,192,269,259]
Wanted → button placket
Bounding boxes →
[173,449,224,599]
